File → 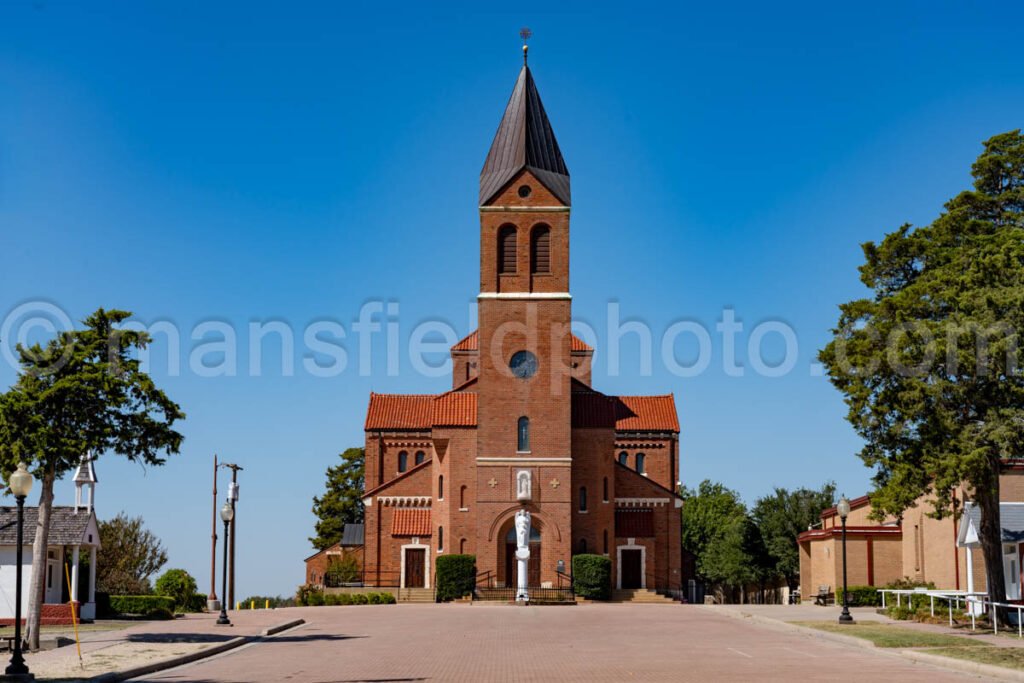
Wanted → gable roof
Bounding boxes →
[572,391,680,432]
[451,330,592,353]
[958,503,1024,547]
[480,65,570,206]
[0,507,100,547]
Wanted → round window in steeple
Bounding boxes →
[518,185,532,198]
[509,350,538,379]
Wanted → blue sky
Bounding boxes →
[1,1,1023,597]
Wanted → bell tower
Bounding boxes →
[475,45,573,588]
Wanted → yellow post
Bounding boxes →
[63,562,83,667]
[235,601,240,610]
[250,600,255,610]
[265,599,270,609]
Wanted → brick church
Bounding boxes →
[360,53,683,595]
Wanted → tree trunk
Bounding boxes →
[25,469,55,651]
[976,475,1008,625]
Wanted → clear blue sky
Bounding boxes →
[1,1,1022,598]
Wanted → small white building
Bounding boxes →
[0,454,101,622]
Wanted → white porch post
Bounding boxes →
[70,545,80,603]
[88,546,97,603]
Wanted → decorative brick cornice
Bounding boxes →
[615,497,673,508]
[374,496,432,508]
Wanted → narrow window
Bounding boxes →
[518,416,530,452]
[635,453,646,474]
[460,538,467,553]
[618,451,628,466]
[603,477,609,502]
[498,225,517,274]
[531,224,551,274]
[439,526,444,552]
[460,485,467,509]
[579,538,587,554]
[438,475,444,500]
[415,450,425,465]
[603,529,609,554]
[579,486,588,512]
[398,451,408,473]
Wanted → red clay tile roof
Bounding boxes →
[392,509,431,537]
[451,330,593,353]
[614,395,680,432]
[432,392,477,427]
[365,394,435,430]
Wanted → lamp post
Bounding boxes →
[216,500,234,626]
[837,495,855,624]
[6,462,34,680]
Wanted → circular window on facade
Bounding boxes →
[509,350,538,379]
[518,184,532,198]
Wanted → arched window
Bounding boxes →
[531,224,551,274]
[398,451,408,473]
[438,526,444,552]
[579,538,587,554]
[603,477,609,502]
[618,451,628,466]
[460,485,467,509]
[579,486,588,512]
[635,453,646,474]
[415,450,425,465]
[603,529,608,554]
[498,225,517,274]
[438,475,444,500]
[518,416,530,452]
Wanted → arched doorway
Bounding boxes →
[504,526,541,587]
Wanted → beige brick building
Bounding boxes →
[798,467,1024,602]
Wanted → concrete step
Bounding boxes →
[397,588,436,603]
[611,589,678,604]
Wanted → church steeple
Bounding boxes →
[479,64,570,207]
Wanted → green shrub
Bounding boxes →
[885,577,937,591]
[186,593,207,612]
[835,586,882,607]
[351,593,368,605]
[241,595,294,608]
[308,590,325,606]
[296,584,320,605]
[572,554,611,600]
[155,569,198,612]
[324,554,362,585]
[435,555,477,602]
[109,595,177,618]
[887,604,914,621]
[324,593,339,606]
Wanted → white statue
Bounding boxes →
[514,509,531,602]
[516,470,531,502]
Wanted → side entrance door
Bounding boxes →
[404,548,425,588]
[621,549,643,589]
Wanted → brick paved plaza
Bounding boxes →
[135,604,978,682]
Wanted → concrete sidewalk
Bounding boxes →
[19,609,307,681]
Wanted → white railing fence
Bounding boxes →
[877,588,1024,636]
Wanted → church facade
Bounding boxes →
[360,57,682,595]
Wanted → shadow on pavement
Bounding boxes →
[127,632,237,644]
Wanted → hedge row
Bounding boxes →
[835,586,883,607]
[435,555,476,602]
[108,595,177,619]
[572,554,611,600]
[299,590,396,606]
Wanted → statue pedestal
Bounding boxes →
[515,548,530,602]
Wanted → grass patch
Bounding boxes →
[926,646,1024,671]
[796,622,986,649]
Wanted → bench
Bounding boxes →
[814,585,833,606]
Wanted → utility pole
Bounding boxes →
[222,462,243,608]
[209,454,218,609]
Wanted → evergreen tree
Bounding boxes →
[310,447,365,550]
[820,130,1024,622]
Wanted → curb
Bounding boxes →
[90,618,307,682]
[696,606,1020,681]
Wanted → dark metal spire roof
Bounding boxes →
[479,65,570,206]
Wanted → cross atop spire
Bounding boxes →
[479,56,570,206]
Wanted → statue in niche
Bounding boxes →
[516,470,531,502]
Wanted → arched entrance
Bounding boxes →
[503,525,541,587]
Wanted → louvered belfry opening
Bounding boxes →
[499,224,517,274]
[531,225,550,274]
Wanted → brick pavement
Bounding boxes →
[135,604,980,682]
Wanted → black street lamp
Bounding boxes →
[216,500,234,626]
[837,495,855,625]
[6,462,34,681]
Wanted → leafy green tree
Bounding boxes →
[97,512,169,595]
[0,309,184,647]
[324,554,361,584]
[310,447,365,550]
[820,130,1024,621]
[155,568,198,611]
[751,483,836,590]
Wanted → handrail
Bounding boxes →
[876,588,1023,635]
